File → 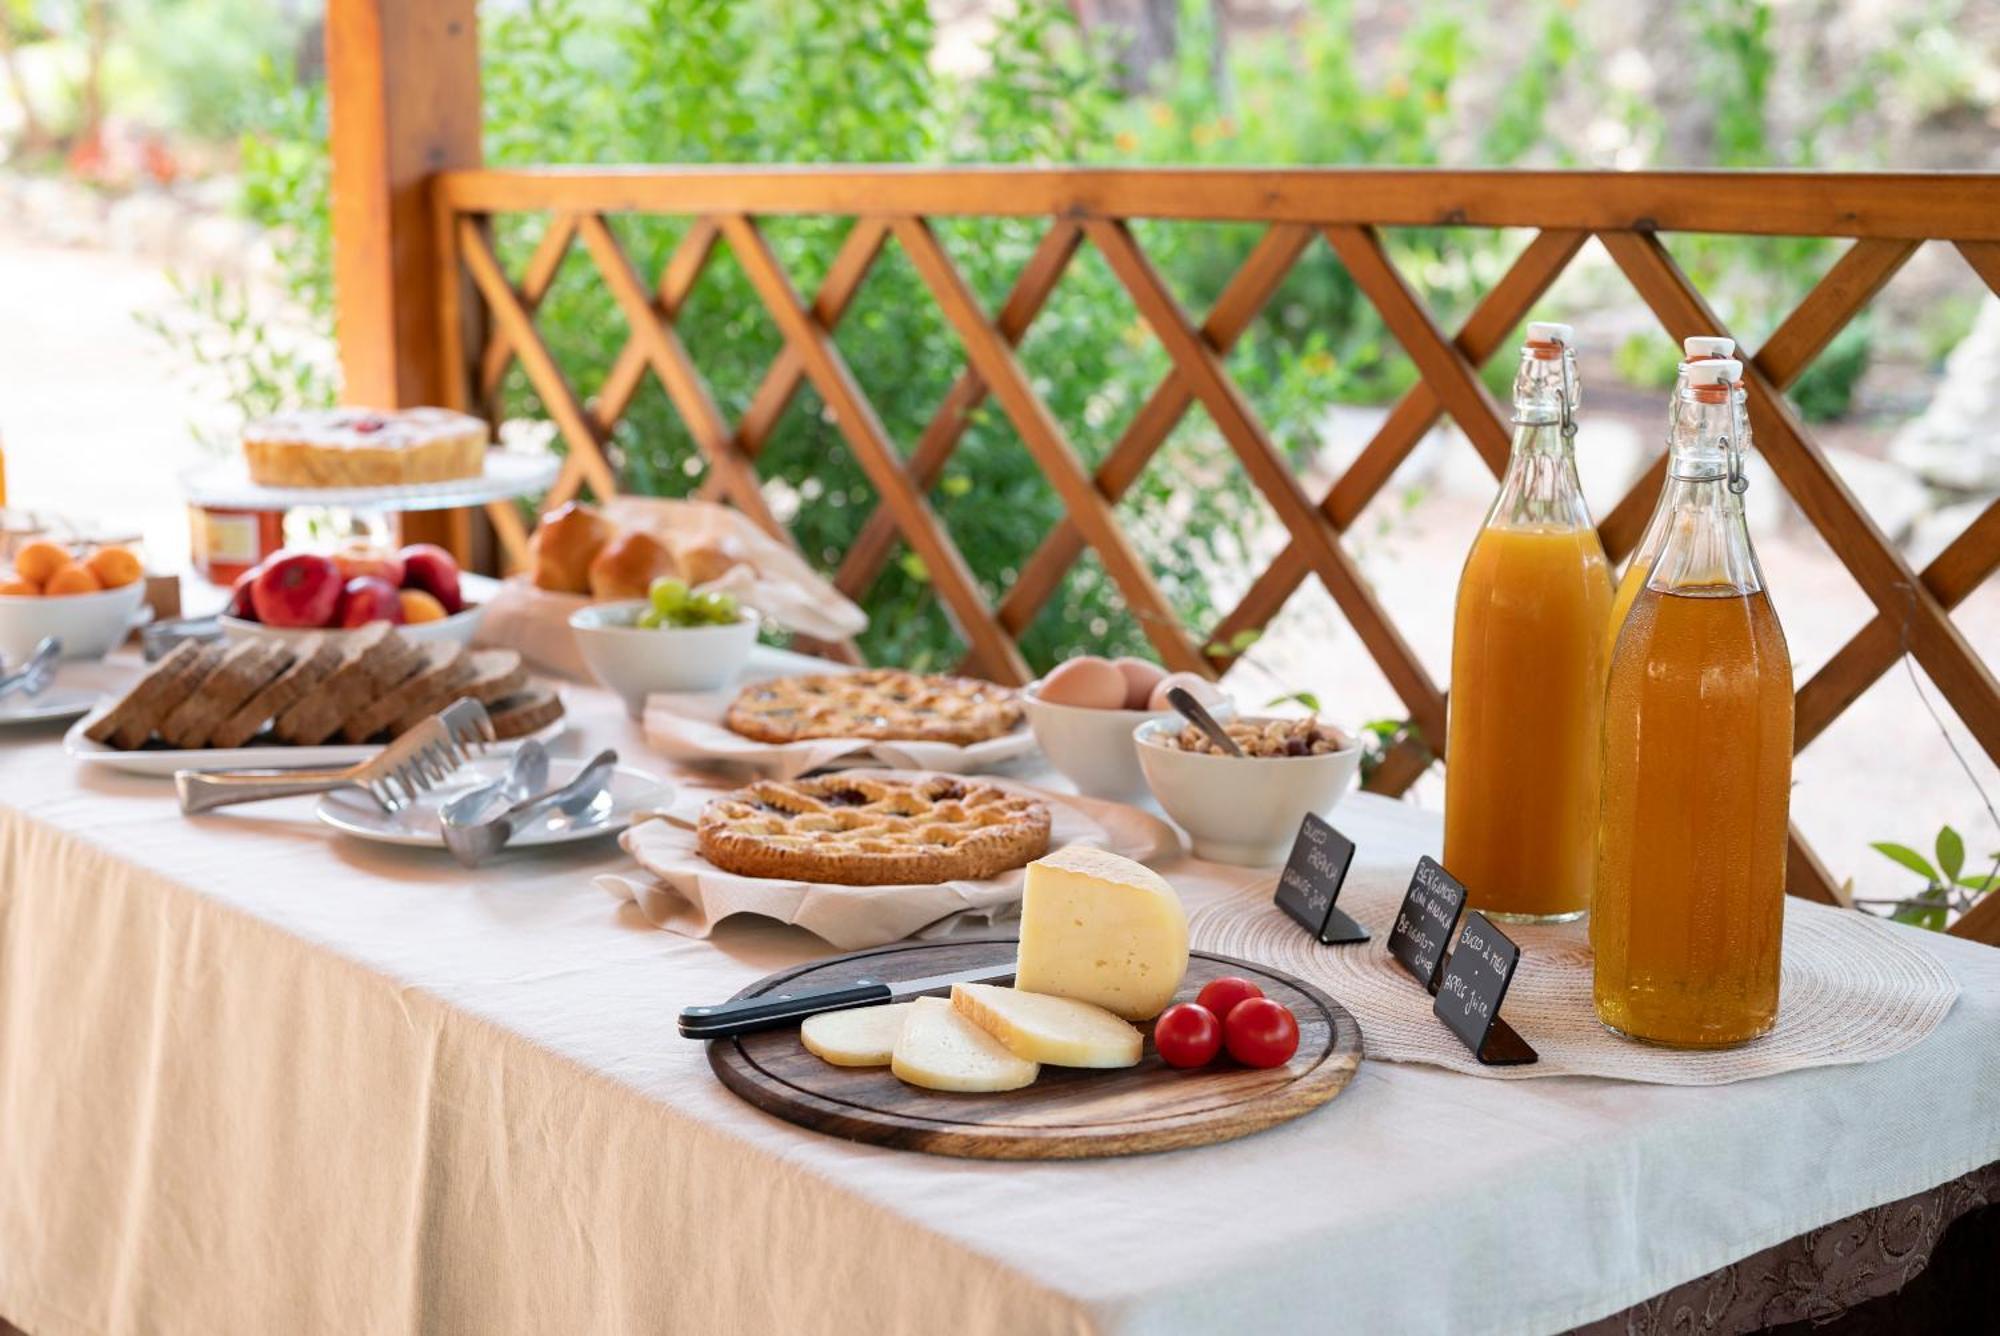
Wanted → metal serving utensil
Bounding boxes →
[440,747,619,867]
[435,737,549,830]
[175,698,495,816]
[1165,685,1244,757]
[0,636,60,700]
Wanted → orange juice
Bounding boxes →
[1444,524,1613,920]
[1594,584,1792,1046]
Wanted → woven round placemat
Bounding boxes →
[1190,869,1959,1084]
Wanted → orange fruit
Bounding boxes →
[398,589,448,624]
[0,575,38,597]
[13,540,72,585]
[85,545,143,588]
[44,564,103,596]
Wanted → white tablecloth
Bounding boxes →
[2,654,1997,1336]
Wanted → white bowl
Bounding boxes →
[1020,682,1177,801]
[220,601,485,647]
[570,600,759,715]
[1135,716,1362,866]
[0,580,146,662]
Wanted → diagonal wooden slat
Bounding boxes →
[719,213,1030,683]
[1208,228,1586,675]
[1600,230,2000,764]
[1085,217,1448,743]
[587,218,721,449]
[1952,881,2000,944]
[892,217,1207,674]
[458,217,620,505]
[1598,237,1918,560]
[478,212,579,404]
[838,221,1082,602]
[990,222,1314,650]
[1957,239,2000,298]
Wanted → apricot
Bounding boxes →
[0,575,38,597]
[44,564,103,596]
[13,540,72,585]
[85,545,143,588]
[398,589,448,624]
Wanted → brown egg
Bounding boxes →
[1148,671,1229,714]
[1112,656,1167,710]
[1038,656,1129,710]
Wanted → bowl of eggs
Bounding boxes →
[0,539,148,662]
[1021,654,1229,801]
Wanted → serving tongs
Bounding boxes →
[0,636,60,700]
[439,746,619,867]
[175,699,495,815]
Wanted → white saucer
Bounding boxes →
[314,754,672,850]
[0,687,102,726]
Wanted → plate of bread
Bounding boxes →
[64,626,565,776]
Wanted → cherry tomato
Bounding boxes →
[1152,1003,1222,1068]
[1196,976,1264,1022]
[1223,997,1300,1069]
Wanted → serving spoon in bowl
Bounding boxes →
[1165,685,1244,757]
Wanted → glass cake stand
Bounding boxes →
[179,450,560,513]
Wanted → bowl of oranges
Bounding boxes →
[0,539,148,661]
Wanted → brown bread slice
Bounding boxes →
[209,633,343,749]
[485,685,564,740]
[339,641,471,743]
[158,640,292,749]
[84,641,220,750]
[388,648,525,736]
[273,624,424,746]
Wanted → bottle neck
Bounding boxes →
[1647,389,1763,596]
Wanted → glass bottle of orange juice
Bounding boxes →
[1443,323,1612,922]
[1605,336,1739,658]
[1594,358,1792,1048]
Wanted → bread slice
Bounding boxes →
[485,685,563,740]
[85,641,220,750]
[274,624,424,746]
[158,640,292,749]
[339,641,471,743]
[209,633,343,749]
[388,648,524,735]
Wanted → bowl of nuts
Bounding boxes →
[1134,714,1360,865]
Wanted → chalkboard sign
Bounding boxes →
[1433,911,1538,1066]
[1387,856,1468,994]
[1272,814,1368,945]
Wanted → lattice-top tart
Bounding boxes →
[696,774,1052,885]
[242,407,489,489]
[723,668,1022,746]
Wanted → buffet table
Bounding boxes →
[2,656,1997,1336]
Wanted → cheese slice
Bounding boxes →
[800,1002,916,1067]
[890,997,1039,1093]
[951,983,1142,1068]
[1014,846,1188,1020]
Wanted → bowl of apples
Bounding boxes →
[0,539,149,661]
[219,542,484,645]
[569,578,758,715]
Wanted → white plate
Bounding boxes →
[0,687,102,726]
[315,754,671,849]
[62,711,567,777]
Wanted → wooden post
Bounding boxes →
[326,0,485,563]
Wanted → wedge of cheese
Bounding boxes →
[890,996,1039,1093]
[801,1002,916,1067]
[1014,846,1188,1020]
[951,983,1142,1068]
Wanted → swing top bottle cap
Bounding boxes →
[1687,359,1743,386]
[1683,336,1735,359]
[1526,321,1574,346]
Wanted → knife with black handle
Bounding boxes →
[679,963,1014,1039]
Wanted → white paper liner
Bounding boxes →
[641,685,1037,778]
[1189,868,1959,1084]
[597,774,1178,949]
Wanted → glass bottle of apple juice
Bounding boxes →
[1605,335,1740,660]
[1594,358,1793,1047]
[1442,322,1613,922]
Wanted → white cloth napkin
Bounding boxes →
[597,777,1178,949]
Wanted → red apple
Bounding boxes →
[225,566,261,621]
[398,543,463,613]
[250,551,342,628]
[332,541,405,588]
[338,576,406,627]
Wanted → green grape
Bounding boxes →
[649,577,689,614]
[636,606,665,629]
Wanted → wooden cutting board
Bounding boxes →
[708,937,1363,1159]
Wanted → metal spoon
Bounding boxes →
[0,636,61,700]
[436,738,550,829]
[1166,685,1244,757]
[440,748,619,867]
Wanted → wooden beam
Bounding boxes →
[328,0,484,560]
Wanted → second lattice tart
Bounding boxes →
[722,669,1022,746]
[696,774,1052,885]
